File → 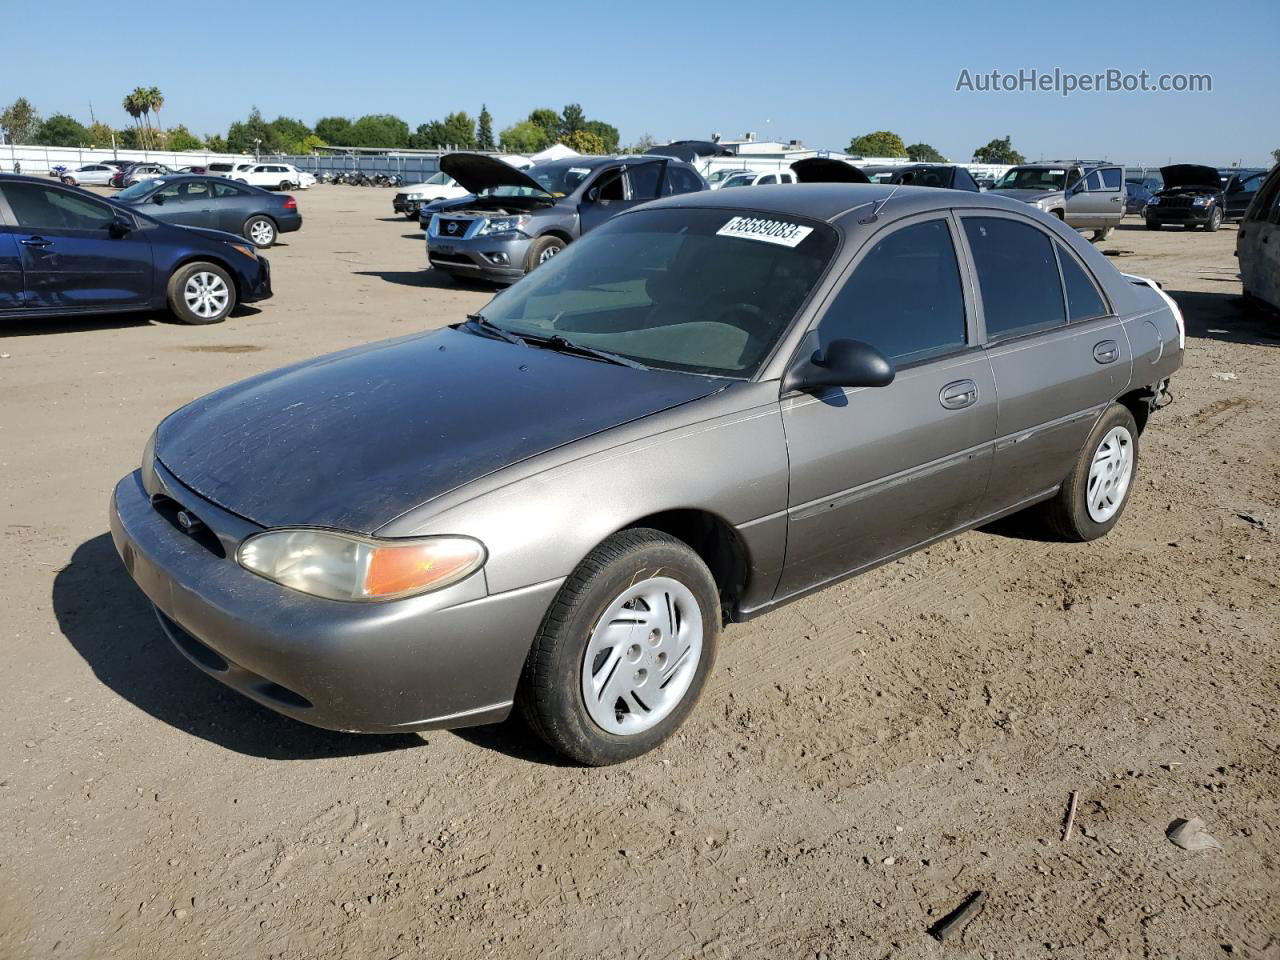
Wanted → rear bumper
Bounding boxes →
[276,212,303,234]
[109,464,559,733]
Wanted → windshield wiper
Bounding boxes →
[528,334,649,370]
[464,313,527,347]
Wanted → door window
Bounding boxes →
[780,173,794,183]
[963,217,1066,340]
[1099,168,1122,190]
[626,163,663,201]
[1055,244,1109,322]
[1244,170,1280,222]
[1080,171,1104,191]
[2,183,115,230]
[157,180,212,202]
[819,219,967,366]
[212,181,248,198]
[756,174,777,185]
[663,166,703,195]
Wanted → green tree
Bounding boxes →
[527,108,560,144]
[583,120,620,154]
[116,126,142,150]
[563,129,605,155]
[269,115,314,153]
[906,142,945,162]
[87,121,114,148]
[847,130,908,157]
[972,135,1025,165]
[226,107,274,154]
[476,105,495,151]
[627,132,656,155]
[295,134,325,154]
[166,124,204,151]
[559,103,586,138]
[146,86,164,140]
[499,120,551,154]
[1,97,40,143]
[205,133,229,152]
[35,113,89,147]
[345,114,410,148]
[1271,147,1280,164]
[315,116,352,144]
[410,113,473,149]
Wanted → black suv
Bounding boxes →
[1145,164,1226,231]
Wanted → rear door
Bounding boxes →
[778,214,996,597]
[1066,168,1123,228]
[0,206,23,309]
[960,214,1132,513]
[147,178,218,229]
[1226,172,1264,220]
[210,180,253,233]
[0,181,152,310]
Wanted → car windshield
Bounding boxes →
[117,180,158,201]
[527,161,597,196]
[476,208,838,378]
[424,172,452,185]
[993,167,1066,191]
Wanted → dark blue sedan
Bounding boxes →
[0,175,271,325]
[116,175,302,249]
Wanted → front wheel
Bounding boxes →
[517,529,721,765]
[61,176,77,186]
[1045,404,1138,541]
[167,262,236,325]
[1205,207,1223,232]
[244,215,277,248]
[525,235,566,273]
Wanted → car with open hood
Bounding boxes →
[111,182,1183,765]
[988,162,1126,241]
[424,152,706,283]
[1144,164,1228,231]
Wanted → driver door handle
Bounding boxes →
[940,380,978,410]
[1093,340,1119,364]
[20,236,51,248]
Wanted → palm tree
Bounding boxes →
[146,86,164,146]
[121,90,143,145]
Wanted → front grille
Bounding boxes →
[150,495,226,558]
[429,252,474,266]
[436,218,470,237]
[1160,195,1195,208]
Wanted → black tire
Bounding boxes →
[1205,207,1223,232]
[166,262,237,325]
[517,528,721,766]
[1091,226,1115,242]
[243,215,277,249]
[61,176,76,186]
[1045,404,1139,542]
[1146,220,1160,230]
[525,235,567,273]
[279,180,292,191]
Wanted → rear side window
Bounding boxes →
[664,166,702,195]
[757,174,777,185]
[1245,169,1280,223]
[819,219,967,366]
[2,183,114,230]
[954,168,979,191]
[1055,244,1108,321]
[212,182,247,198]
[964,217,1066,340]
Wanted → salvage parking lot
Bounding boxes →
[2,187,1277,959]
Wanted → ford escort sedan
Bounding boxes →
[111,185,1183,764]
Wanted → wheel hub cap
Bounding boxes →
[183,272,229,319]
[250,222,273,244]
[581,576,703,735]
[1086,425,1133,522]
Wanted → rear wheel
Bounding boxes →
[1045,403,1138,541]
[517,529,720,765]
[525,235,566,273]
[244,215,277,248]
[61,176,77,186]
[167,262,236,325]
[279,180,293,191]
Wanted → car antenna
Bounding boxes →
[859,183,903,224]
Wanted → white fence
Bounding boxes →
[0,144,252,174]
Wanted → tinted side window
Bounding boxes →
[664,167,702,195]
[212,182,246,198]
[626,163,662,201]
[819,219,967,366]
[2,183,114,230]
[963,217,1066,340]
[954,168,979,191]
[1082,171,1104,191]
[756,174,777,185]
[1100,168,1122,190]
[1056,244,1108,321]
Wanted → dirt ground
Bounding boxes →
[1,186,1276,960]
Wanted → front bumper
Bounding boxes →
[426,233,530,283]
[393,196,422,214]
[1146,205,1215,226]
[109,462,560,733]
[239,255,273,304]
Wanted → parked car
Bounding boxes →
[425,153,706,283]
[1222,169,1267,222]
[109,183,1182,765]
[857,164,980,192]
[206,162,239,178]
[393,171,471,218]
[989,163,1126,241]
[0,174,271,325]
[1144,164,1226,231]
[705,168,757,189]
[232,162,312,191]
[115,175,302,248]
[790,158,872,184]
[176,165,208,175]
[112,162,172,188]
[1236,163,1280,314]
[717,170,797,189]
[59,163,119,187]
[1125,180,1156,215]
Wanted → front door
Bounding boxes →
[0,181,152,310]
[1066,167,1124,228]
[959,214,1133,511]
[0,228,23,309]
[778,215,996,598]
[578,160,665,235]
[146,178,218,230]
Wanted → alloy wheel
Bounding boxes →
[183,272,230,321]
[248,220,275,246]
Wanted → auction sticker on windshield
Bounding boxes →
[717,216,814,248]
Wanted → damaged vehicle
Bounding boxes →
[989,162,1125,241]
[425,153,706,283]
[1144,164,1229,231]
[111,185,1183,765]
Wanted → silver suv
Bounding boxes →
[990,163,1126,241]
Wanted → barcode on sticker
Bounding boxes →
[716,216,814,248]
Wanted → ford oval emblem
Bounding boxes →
[176,510,202,534]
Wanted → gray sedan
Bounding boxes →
[116,175,302,248]
[110,185,1183,765]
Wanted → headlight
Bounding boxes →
[141,427,157,472]
[406,193,425,200]
[1147,196,1160,205]
[476,215,529,237]
[228,242,257,259]
[237,529,486,602]
[1192,196,1211,206]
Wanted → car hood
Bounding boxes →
[790,158,871,184]
[989,187,1062,204]
[440,153,551,196]
[1159,164,1221,190]
[155,327,728,533]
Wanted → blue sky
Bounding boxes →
[4,0,1276,166]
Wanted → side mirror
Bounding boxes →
[783,338,894,393]
[586,186,600,203]
[108,215,133,238]
[151,193,165,205]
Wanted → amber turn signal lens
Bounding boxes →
[364,541,484,598]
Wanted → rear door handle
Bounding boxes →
[19,236,51,248]
[939,379,978,410]
[1093,340,1119,364]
